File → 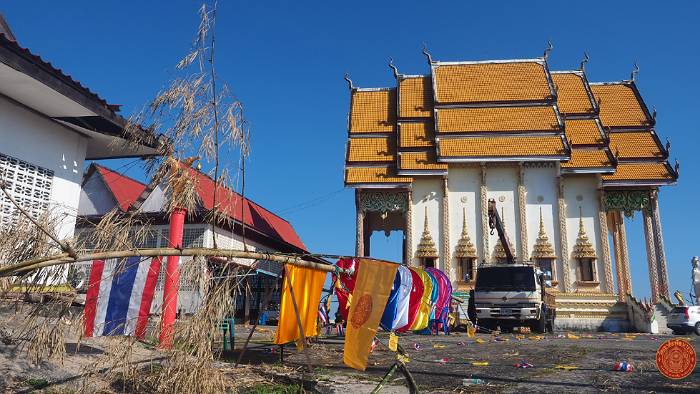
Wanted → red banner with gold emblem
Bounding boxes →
[343,258,399,371]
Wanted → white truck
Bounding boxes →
[468,200,555,333]
[472,264,555,333]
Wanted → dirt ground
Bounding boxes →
[1,322,698,393]
[235,326,700,393]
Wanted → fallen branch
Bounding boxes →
[0,247,349,277]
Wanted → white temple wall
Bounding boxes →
[485,166,519,262]
[410,178,444,268]
[523,165,561,290]
[563,176,605,292]
[447,166,481,280]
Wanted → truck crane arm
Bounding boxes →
[487,199,515,264]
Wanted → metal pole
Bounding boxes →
[159,207,186,348]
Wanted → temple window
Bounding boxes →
[573,208,599,284]
[416,207,439,268]
[455,208,478,283]
[531,209,558,284]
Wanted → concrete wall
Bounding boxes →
[485,166,519,263]
[410,178,444,268]
[447,167,481,281]
[523,165,561,290]
[0,96,87,238]
[563,176,606,292]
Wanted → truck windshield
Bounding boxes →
[475,266,536,291]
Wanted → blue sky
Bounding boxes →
[4,1,699,300]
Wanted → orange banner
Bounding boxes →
[274,265,327,345]
[343,259,399,370]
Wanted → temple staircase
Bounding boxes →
[653,303,672,334]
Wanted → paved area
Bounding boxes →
[232,326,700,393]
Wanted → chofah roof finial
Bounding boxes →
[416,206,438,258]
[531,208,556,259]
[573,207,597,259]
[455,208,477,259]
[493,208,515,260]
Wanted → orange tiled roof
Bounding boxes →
[399,151,448,171]
[345,167,412,184]
[349,89,396,133]
[590,83,651,128]
[347,137,395,162]
[602,162,674,182]
[561,149,613,169]
[552,72,595,115]
[608,132,663,159]
[565,119,605,145]
[399,121,435,148]
[433,62,552,104]
[399,76,433,118]
[436,106,560,133]
[439,136,567,158]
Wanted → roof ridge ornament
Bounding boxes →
[665,137,671,154]
[388,57,399,79]
[674,159,680,178]
[543,40,553,60]
[630,63,639,82]
[652,106,657,121]
[344,73,354,90]
[579,52,589,72]
[422,42,433,64]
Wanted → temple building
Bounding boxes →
[343,49,678,330]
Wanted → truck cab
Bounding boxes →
[472,264,554,332]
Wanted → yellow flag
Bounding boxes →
[274,265,327,345]
[388,332,398,352]
[343,259,399,371]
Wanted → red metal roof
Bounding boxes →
[91,163,307,252]
[94,164,147,212]
[182,165,307,251]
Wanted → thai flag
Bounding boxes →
[318,304,329,325]
[83,256,162,339]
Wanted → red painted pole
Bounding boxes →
[159,207,187,348]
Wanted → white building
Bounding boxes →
[343,51,678,330]
[0,16,158,239]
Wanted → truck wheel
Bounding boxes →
[694,322,700,336]
[535,308,546,333]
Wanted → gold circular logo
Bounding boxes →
[656,339,696,379]
[350,294,373,329]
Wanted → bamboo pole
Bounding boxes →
[0,248,347,277]
[284,265,314,372]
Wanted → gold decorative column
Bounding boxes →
[405,190,413,266]
[617,211,633,297]
[557,177,571,293]
[643,208,660,304]
[355,189,364,257]
[609,212,627,301]
[651,190,670,300]
[442,177,452,278]
[518,164,528,261]
[598,191,614,294]
[480,164,490,265]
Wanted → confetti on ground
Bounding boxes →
[413,343,422,351]
[566,333,580,340]
[515,335,525,340]
[434,358,449,364]
[515,361,534,368]
[555,365,579,371]
[528,335,544,340]
[475,338,485,344]
[472,361,489,366]
[433,344,446,349]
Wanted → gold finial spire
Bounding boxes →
[573,206,596,259]
[532,207,556,259]
[416,206,438,258]
[455,207,477,258]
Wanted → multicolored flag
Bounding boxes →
[343,258,398,371]
[83,256,162,339]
